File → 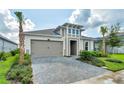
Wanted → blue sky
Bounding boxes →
[11,9,74,29]
[0,9,124,42]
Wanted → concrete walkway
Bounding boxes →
[73,70,124,84]
[31,56,109,84]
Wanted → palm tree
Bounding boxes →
[14,11,25,64]
[100,26,108,55]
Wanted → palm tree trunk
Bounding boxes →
[102,36,106,55]
[19,22,25,65]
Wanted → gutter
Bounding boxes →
[0,37,18,45]
[24,33,62,38]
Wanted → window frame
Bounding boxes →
[76,29,80,35]
[72,29,75,35]
[68,29,71,34]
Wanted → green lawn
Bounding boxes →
[98,54,124,72]
[0,55,18,84]
[109,54,124,60]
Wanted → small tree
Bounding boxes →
[108,23,122,53]
[14,11,25,64]
[100,26,108,55]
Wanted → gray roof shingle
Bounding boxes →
[24,28,95,40]
[24,28,60,35]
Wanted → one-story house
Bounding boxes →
[24,23,94,57]
[0,34,18,52]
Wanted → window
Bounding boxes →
[76,30,80,35]
[68,29,71,34]
[72,29,75,34]
[85,42,88,50]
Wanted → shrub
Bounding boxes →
[91,57,105,67]
[0,52,5,61]
[20,66,32,84]
[80,51,93,61]
[89,51,108,57]
[80,51,108,60]
[7,54,32,84]
[24,59,31,66]
[79,51,105,67]
[24,53,30,60]
[80,57,105,67]
[0,52,12,61]
[4,52,12,58]
[89,51,98,57]
[7,69,19,80]
[8,65,32,83]
[105,58,123,63]
[10,48,19,56]
[21,75,32,84]
[24,53,31,65]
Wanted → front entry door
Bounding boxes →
[70,40,77,55]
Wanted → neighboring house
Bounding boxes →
[24,23,94,57]
[94,32,124,53]
[0,34,18,52]
[94,37,102,51]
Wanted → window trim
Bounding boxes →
[85,42,89,50]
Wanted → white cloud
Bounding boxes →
[81,32,88,36]
[69,9,105,28]
[0,9,35,43]
[69,9,91,27]
[24,19,35,31]
[69,9,80,23]
[0,31,19,43]
[69,9,124,37]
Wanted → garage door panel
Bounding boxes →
[31,40,63,57]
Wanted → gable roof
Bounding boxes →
[24,28,60,35]
[24,23,85,36]
[0,34,17,45]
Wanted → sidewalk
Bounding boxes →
[73,70,124,84]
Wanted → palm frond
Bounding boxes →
[14,11,24,23]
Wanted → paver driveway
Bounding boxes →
[31,56,109,84]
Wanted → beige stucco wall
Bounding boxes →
[79,39,84,50]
